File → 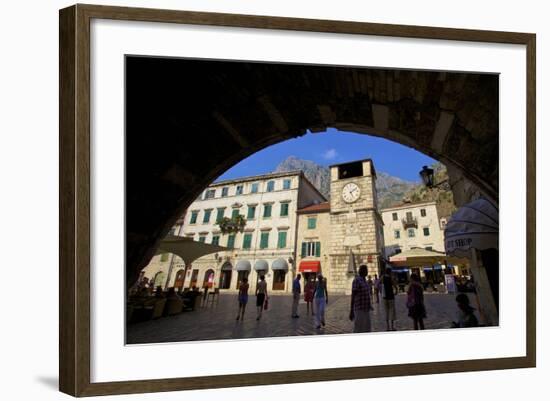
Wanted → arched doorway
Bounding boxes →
[219,263,232,289]
[203,269,215,289]
[235,260,251,289]
[272,258,289,291]
[125,58,499,287]
[152,271,165,290]
[173,269,185,291]
[254,260,269,291]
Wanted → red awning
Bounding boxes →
[299,261,321,273]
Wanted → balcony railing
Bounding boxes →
[402,216,418,229]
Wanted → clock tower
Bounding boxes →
[328,159,385,294]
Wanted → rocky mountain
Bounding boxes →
[274,156,331,199]
[274,156,455,217]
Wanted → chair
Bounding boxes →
[206,288,220,306]
[151,298,167,319]
[164,297,184,316]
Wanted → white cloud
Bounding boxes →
[322,148,338,160]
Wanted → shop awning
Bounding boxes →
[155,235,231,266]
[221,262,233,271]
[299,260,320,273]
[254,259,269,271]
[444,197,498,257]
[272,258,289,271]
[389,248,468,267]
[236,260,251,271]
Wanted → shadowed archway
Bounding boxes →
[126,56,498,287]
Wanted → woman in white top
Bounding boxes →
[255,275,268,320]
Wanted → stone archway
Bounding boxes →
[126,57,498,287]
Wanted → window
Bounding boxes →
[160,253,169,262]
[425,246,433,251]
[394,230,400,239]
[242,233,252,249]
[283,179,291,190]
[307,217,317,229]
[406,211,413,220]
[260,232,269,249]
[408,228,416,237]
[280,202,289,217]
[211,235,220,246]
[263,204,272,218]
[266,180,275,192]
[251,182,259,193]
[231,209,240,219]
[227,234,236,248]
[202,209,212,223]
[420,208,427,217]
[423,227,430,236]
[247,205,256,219]
[190,211,198,224]
[216,207,225,222]
[221,187,229,197]
[204,189,215,199]
[236,185,243,195]
[198,236,206,243]
[277,231,287,248]
[301,241,321,257]
[392,212,398,221]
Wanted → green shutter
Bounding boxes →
[203,210,211,223]
[301,242,306,257]
[232,209,239,219]
[260,232,269,249]
[228,234,236,248]
[308,217,316,229]
[315,242,321,257]
[278,231,287,248]
[263,204,272,218]
[216,208,225,222]
[243,233,252,249]
[212,236,219,245]
[190,211,198,224]
[247,206,255,219]
[280,203,289,217]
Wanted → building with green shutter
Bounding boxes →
[140,170,326,294]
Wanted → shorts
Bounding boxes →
[384,298,396,321]
[238,295,248,305]
[256,293,266,307]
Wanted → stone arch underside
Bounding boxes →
[126,56,498,287]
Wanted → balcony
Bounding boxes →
[402,216,418,229]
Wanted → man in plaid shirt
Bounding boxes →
[349,265,373,333]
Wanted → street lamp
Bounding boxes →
[419,165,435,188]
[419,165,449,190]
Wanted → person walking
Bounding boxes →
[304,277,315,315]
[382,267,396,331]
[291,274,301,318]
[373,274,381,304]
[312,274,328,329]
[407,273,426,330]
[236,278,249,321]
[255,275,268,321]
[349,265,373,333]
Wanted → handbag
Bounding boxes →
[264,297,269,310]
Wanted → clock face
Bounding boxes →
[342,182,361,203]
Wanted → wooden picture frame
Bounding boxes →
[59,3,536,397]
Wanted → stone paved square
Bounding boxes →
[127,292,480,344]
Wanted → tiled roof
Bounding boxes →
[297,202,330,213]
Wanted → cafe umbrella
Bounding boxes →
[444,197,499,325]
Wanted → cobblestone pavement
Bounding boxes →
[127,292,480,344]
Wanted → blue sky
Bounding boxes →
[216,128,436,183]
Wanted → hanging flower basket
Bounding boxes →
[216,215,247,235]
